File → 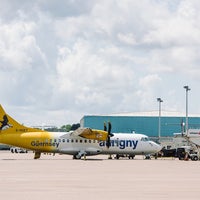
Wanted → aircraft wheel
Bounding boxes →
[145,155,151,159]
[128,155,135,159]
[73,155,77,159]
[73,155,81,159]
[191,156,198,161]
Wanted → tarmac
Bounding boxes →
[0,151,200,200]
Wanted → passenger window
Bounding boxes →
[89,140,91,143]
[76,139,78,143]
[67,139,69,143]
[62,139,65,142]
[80,140,82,143]
[85,140,87,143]
[71,139,74,143]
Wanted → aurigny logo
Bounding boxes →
[0,115,12,131]
[99,139,138,149]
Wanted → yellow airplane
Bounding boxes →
[0,105,108,159]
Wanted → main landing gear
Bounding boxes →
[114,154,135,159]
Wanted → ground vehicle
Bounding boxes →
[10,147,28,153]
[158,146,199,161]
[176,146,199,161]
[160,148,176,157]
[189,153,199,161]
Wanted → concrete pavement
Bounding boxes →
[0,151,199,200]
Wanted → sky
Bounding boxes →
[0,0,200,127]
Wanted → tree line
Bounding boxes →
[45,123,80,132]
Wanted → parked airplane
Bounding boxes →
[0,105,162,159]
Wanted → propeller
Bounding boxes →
[104,122,107,132]
[104,121,114,148]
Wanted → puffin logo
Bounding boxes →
[0,115,12,131]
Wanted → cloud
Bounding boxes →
[55,39,136,114]
[0,21,37,70]
[117,33,137,45]
[0,0,200,126]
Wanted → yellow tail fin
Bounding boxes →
[0,105,43,134]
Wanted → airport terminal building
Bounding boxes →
[80,111,200,138]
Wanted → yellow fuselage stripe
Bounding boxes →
[0,132,56,152]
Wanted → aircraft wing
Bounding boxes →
[71,127,108,141]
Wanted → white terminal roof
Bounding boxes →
[99,111,200,117]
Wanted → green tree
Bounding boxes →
[71,123,80,130]
[60,124,72,132]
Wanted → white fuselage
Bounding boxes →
[46,132,162,157]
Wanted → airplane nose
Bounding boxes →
[155,143,162,152]
[150,141,162,152]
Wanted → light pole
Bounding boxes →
[184,86,191,135]
[157,98,163,141]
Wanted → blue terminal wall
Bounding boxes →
[81,115,200,137]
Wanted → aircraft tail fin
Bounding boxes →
[0,105,43,134]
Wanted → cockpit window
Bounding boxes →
[141,137,149,142]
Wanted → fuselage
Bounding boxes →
[1,131,161,157]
